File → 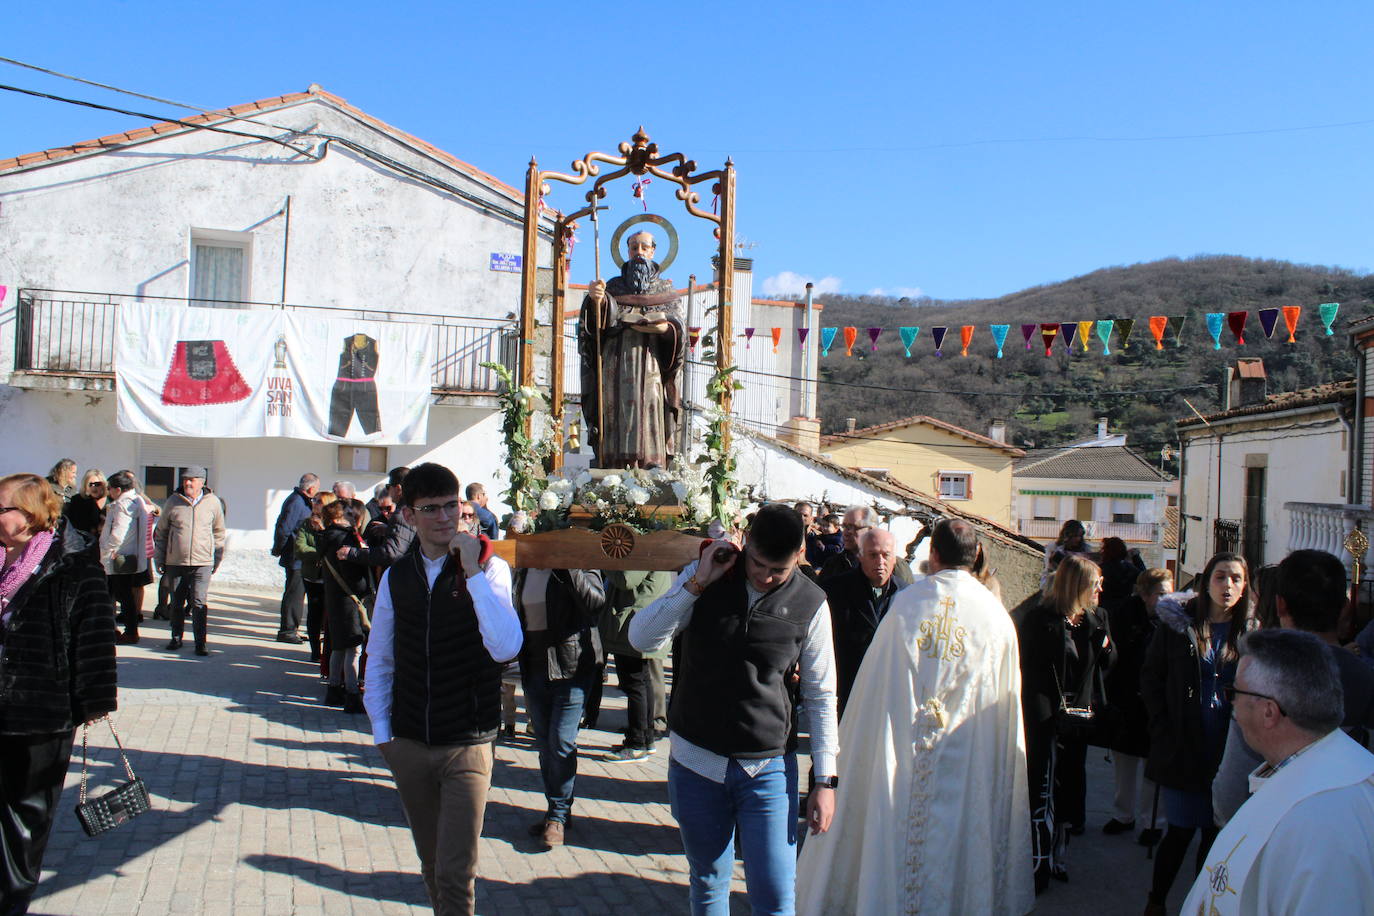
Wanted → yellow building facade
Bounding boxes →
[819,416,1022,525]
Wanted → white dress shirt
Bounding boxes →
[363,550,522,745]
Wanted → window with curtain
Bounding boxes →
[191,242,246,307]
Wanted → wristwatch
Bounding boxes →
[815,775,839,789]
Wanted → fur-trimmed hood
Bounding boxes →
[1155,592,1198,635]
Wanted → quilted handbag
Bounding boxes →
[74,717,151,838]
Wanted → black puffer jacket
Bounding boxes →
[0,521,117,734]
[514,569,606,681]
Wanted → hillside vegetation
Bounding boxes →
[811,256,1372,466]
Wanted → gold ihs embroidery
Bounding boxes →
[917,597,967,661]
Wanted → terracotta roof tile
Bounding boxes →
[1176,379,1355,427]
[0,87,523,201]
[819,414,1024,456]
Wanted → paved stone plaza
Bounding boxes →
[31,585,1191,915]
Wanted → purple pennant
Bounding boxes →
[931,326,948,356]
[867,327,882,351]
[1059,322,1076,353]
[1258,308,1280,340]
[744,327,755,349]
[797,327,809,349]
[1021,323,1036,349]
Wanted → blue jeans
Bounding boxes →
[667,755,799,916]
[521,665,592,824]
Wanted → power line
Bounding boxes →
[0,83,316,156]
[0,55,303,136]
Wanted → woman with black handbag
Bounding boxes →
[0,473,117,914]
[319,499,372,714]
[1018,553,1115,893]
[1139,552,1252,916]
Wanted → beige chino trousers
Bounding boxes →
[380,737,494,916]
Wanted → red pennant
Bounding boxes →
[1227,311,1248,345]
[1040,323,1058,356]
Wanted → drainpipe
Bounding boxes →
[279,195,292,304]
[802,282,814,418]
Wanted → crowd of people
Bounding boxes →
[3,459,1374,915]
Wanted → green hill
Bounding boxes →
[811,256,1373,468]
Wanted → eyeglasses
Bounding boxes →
[89,482,106,489]
[841,523,870,533]
[1223,685,1286,716]
[412,500,462,517]
[459,512,477,520]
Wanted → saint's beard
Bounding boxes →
[621,256,659,294]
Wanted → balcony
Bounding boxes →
[1285,502,1374,578]
[1017,518,1160,543]
[13,289,517,395]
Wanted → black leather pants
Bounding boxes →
[0,731,76,915]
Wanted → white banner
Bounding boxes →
[115,304,434,444]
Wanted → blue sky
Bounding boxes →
[4,1,1373,300]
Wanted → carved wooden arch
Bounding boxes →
[517,127,736,470]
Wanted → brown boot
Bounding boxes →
[537,819,564,850]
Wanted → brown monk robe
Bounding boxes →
[578,231,686,469]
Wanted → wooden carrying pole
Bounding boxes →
[716,160,737,447]
[518,159,541,397]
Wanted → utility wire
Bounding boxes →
[0,55,303,136]
[0,83,315,156]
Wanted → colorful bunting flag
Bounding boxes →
[797,327,809,349]
[899,326,920,357]
[1116,318,1135,349]
[843,326,858,357]
[688,327,701,350]
[990,324,1010,358]
[1258,308,1280,340]
[1282,306,1301,343]
[1320,302,1340,335]
[1227,311,1248,345]
[1096,319,1114,355]
[821,327,838,356]
[1076,321,1093,352]
[1021,323,1036,350]
[868,327,882,352]
[1205,313,1224,350]
[0,286,7,303]
[931,327,948,356]
[1148,316,1167,350]
[1167,315,1187,347]
[771,327,782,353]
[960,325,974,357]
[1040,323,1059,356]
[1059,322,1075,353]
[744,327,755,349]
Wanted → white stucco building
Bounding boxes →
[1176,359,1354,585]
[0,86,551,584]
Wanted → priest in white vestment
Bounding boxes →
[796,519,1034,916]
[1184,629,1374,915]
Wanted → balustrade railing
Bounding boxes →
[1285,501,1374,578]
[14,289,516,394]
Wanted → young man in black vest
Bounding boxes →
[631,503,839,915]
[362,463,522,916]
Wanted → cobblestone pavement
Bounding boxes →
[31,585,1191,915]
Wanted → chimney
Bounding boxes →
[845,417,857,434]
[1096,417,1109,440]
[988,419,1007,443]
[1231,358,1267,408]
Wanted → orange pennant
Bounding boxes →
[1148,316,1168,350]
[1282,306,1301,343]
[843,326,858,357]
[770,327,782,353]
[960,325,974,356]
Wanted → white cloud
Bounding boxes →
[867,286,925,299]
[761,271,843,298]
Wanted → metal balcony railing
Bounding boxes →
[14,289,517,394]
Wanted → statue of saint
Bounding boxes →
[578,231,686,469]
